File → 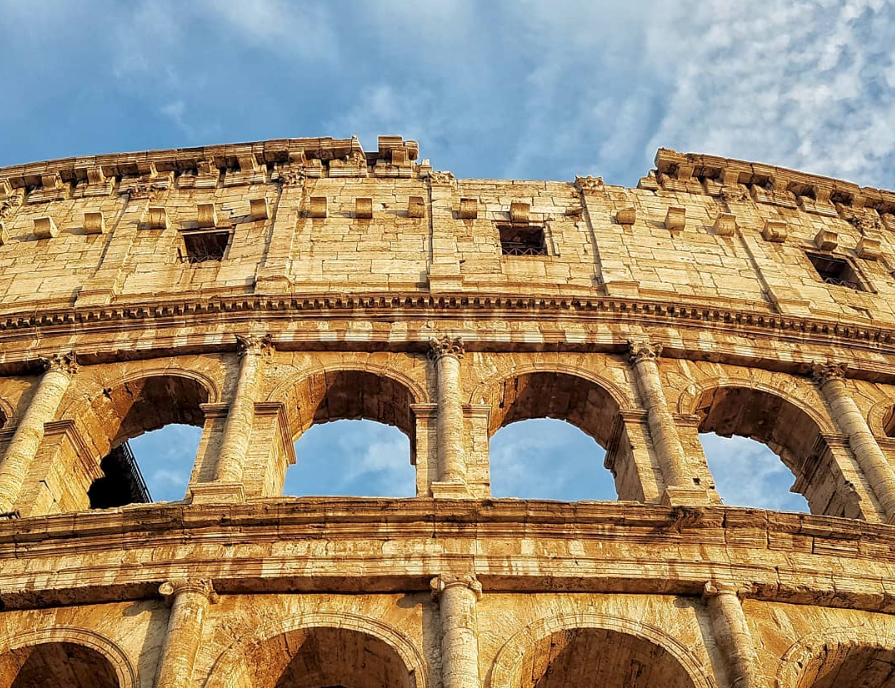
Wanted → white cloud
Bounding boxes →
[643,0,895,186]
[701,433,808,512]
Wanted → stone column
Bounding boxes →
[813,362,895,522]
[703,582,761,688]
[627,339,707,505]
[154,579,218,688]
[192,335,271,503]
[428,336,469,497]
[0,353,78,513]
[431,574,481,688]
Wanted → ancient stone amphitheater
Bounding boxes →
[0,135,893,687]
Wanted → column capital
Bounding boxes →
[428,335,465,362]
[703,580,752,600]
[159,578,219,604]
[41,352,79,376]
[235,333,274,359]
[811,361,847,387]
[430,573,482,599]
[627,338,662,365]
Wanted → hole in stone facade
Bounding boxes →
[498,224,547,256]
[806,252,865,290]
[181,228,231,263]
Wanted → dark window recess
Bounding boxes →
[498,224,547,256]
[182,229,231,263]
[807,252,864,290]
[88,442,152,509]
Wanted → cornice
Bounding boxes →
[0,291,893,361]
[1,500,895,614]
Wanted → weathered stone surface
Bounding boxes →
[0,137,894,686]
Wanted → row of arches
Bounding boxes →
[2,617,893,688]
[2,362,893,517]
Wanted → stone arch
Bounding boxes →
[489,612,715,688]
[868,398,895,438]
[0,398,12,429]
[203,611,428,688]
[677,377,859,517]
[776,627,895,688]
[474,364,632,446]
[476,364,651,501]
[31,368,216,513]
[0,625,136,688]
[267,362,427,442]
[676,378,837,436]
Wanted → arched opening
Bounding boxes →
[884,405,895,438]
[241,627,416,688]
[83,375,209,509]
[484,372,625,500]
[793,643,895,688]
[286,420,414,497]
[693,385,854,517]
[512,627,698,688]
[282,370,416,497]
[699,433,809,512]
[0,642,120,688]
[490,419,613,500]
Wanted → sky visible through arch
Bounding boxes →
[5,0,890,510]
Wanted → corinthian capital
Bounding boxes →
[627,338,662,365]
[430,574,482,599]
[811,361,847,387]
[41,352,78,376]
[235,333,274,358]
[159,578,219,604]
[428,335,465,362]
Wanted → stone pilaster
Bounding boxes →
[428,335,470,498]
[431,574,481,688]
[813,362,895,522]
[0,353,78,513]
[191,334,272,504]
[703,582,761,688]
[154,579,218,688]
[627,339,708,505]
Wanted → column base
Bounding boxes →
[189,482,246,504]
[661,486,711,507]
[430,481,473,499]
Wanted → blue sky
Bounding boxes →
[5,0,891,511]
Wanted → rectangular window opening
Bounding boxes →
[498,224,547,256]
[182,229,231,263]
[806,252,864,291]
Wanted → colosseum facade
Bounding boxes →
[0,135,894,686]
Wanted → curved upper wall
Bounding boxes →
[1,135,894,376]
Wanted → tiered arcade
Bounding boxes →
[0,137,894,686]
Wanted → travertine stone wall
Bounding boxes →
[1,137,895,686]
